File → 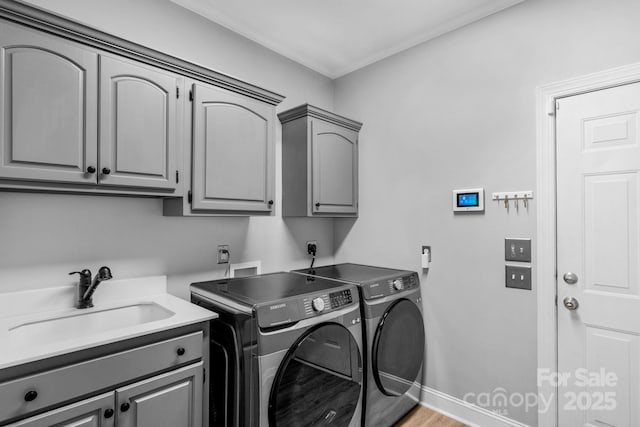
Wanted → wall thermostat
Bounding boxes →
[452,188,484,212]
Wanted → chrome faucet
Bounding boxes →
[69,266,113,309]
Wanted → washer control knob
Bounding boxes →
[393,279,403,291]
[312,297,325,312]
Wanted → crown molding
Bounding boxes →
[0,0,284,105]
[278,104,363,131]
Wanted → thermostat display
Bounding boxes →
[453,188,484,212]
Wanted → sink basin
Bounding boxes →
[8,302,175,345]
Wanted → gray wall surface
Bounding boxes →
[332,0,640,424]
[0,0,336,299]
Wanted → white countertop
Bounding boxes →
[0,276,217,371]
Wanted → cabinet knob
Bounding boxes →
[24,390,38,402]
[177,347,186,356]
[86,166,96,174]
[102,167,111,175]
[104,408,114,419]
[268,200,274,206]
[315,202,320,208]
[120,402,130,412]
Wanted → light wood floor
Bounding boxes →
[393,405,468,427]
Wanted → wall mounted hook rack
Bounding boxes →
[492,191,534,211]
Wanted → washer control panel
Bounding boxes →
[256,286,357,328]
[311,297,326,312]
[304,289,354,315]
[330,289,353,309]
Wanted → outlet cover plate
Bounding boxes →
[306,240,318,254]
[506,265,532,290]
[217,245,230,264]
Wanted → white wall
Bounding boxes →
[333,0,640,425]
[0,0,336,299]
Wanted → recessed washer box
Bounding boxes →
[452,188,484,212]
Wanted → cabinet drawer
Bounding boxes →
[0,331,202,423]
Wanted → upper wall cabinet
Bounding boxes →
[99,55,180,191]
[0,23,98,185]
[0,1,284,201]
[191,83,275,213]
[163,82,280,216]
[0,22,182,194]
[279,104,362,217]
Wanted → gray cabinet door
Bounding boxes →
[99,55,179,191]
[191,83,275,213]
[311,119,358,215]
[116,362,203,427]
[8,392,115,427]
[0,23,98,184]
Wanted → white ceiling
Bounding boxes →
[170,0,524,79]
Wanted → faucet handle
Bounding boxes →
[69,269,92,284]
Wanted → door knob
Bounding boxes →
[563,272,578,285]
[563,296,579,311]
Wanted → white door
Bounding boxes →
[557,82,640,426]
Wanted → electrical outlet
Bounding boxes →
[217,245,230,264]
[306,240,318,255]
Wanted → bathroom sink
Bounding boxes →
[8,302,175,345]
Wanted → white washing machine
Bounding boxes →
[294,263,425,427]
[191,272,364,427]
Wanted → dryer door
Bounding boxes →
[372,298,425,397]
[269,323,362,426]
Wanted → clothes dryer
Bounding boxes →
[294,263,424,427]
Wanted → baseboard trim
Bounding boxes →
[420,386,529,427]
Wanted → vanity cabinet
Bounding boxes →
[8,393,115,427]
[163,81,280,216]
[116,363,201,427]
[279,104,362,217]
[0,22,183,194]
[9,364,201,427]
[0,330,205,427]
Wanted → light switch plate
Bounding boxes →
[505,238,531,262]
[506,265,532,290]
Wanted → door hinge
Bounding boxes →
[175,170,179,183]
[188,190,192,204]
[203,368,206,384]
[547,100,557,117]
[176,86,179,99]
[189,90,193,102]
[555,294,558,306]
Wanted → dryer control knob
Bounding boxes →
[312,297,325,312]
[393,279,404,291]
